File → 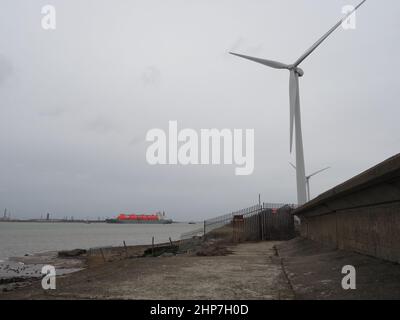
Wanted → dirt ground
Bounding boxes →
[0,241,293,300]
[2,238,400,300]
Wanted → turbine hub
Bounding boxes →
[295,67,304,77]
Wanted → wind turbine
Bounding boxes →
[290,163,330,202]
[230,0,367,205]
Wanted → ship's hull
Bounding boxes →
[106,219,173,224]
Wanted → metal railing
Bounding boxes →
[203,204,261,235]
[205,203,297,234]
[179,203,297,241]
[262,202,297,210]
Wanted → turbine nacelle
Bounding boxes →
[288,66,304,77]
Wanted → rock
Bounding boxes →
[58,249,87,258]
[143,245,179,257]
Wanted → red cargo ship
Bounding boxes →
[106,212,173,224]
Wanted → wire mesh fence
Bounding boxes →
[180,227,204,240]
[179,227,205,253]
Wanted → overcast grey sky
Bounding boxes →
[0,0,399,220]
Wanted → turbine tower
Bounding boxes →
[230,0,367,205]
[290,163,330,202]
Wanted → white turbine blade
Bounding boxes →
[294,0,367,66]
[307,166,331,178]
[289,162,296,170]
[289,71,298,152]
[229,52,289,70]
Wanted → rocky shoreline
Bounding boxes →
[3,238,400,300]
[0,250,86,293]
[0,237,207,293]
[0,241,297,300]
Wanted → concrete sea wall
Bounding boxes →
[295,154,400,263]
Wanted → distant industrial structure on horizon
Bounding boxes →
[0,210,105,224]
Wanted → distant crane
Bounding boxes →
[290,163,330,202]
